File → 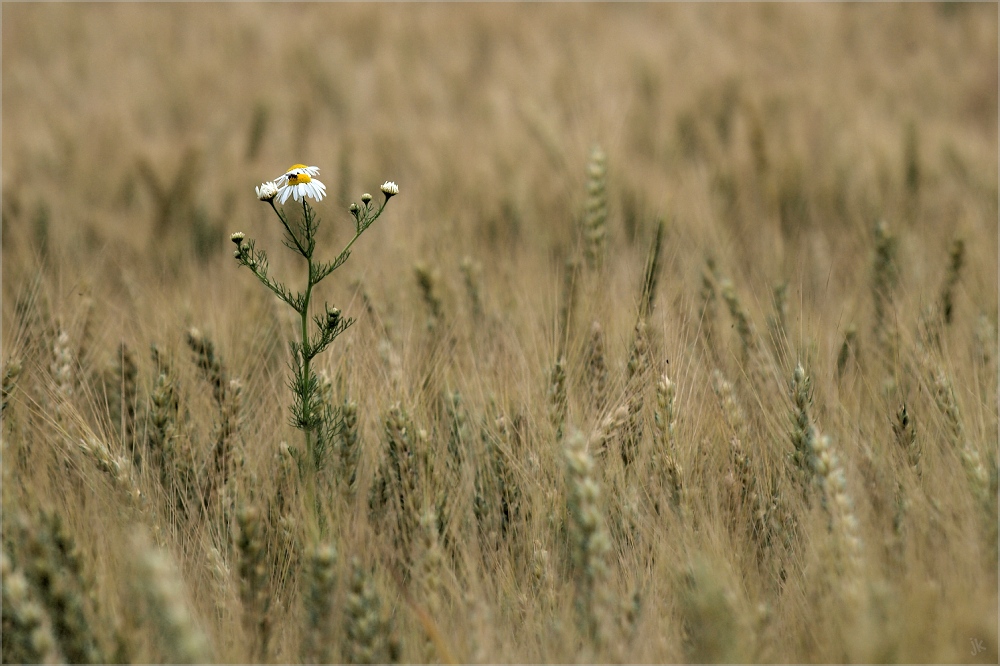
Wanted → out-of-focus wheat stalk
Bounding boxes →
[582,145,609,272]
[871,220,899,361]
[2,549,64,665]
[301,543,337,664]
[344,558,400,664]
[132,532,212,664]
[932,369,990,507]
[237,506,270,662]
[564,430,614,654]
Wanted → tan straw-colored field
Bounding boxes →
[2,3,997,663]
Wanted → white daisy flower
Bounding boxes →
[381,181,399,197]
[275,164,326,204]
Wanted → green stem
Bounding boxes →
[299,199,320,533]
[301,282,313,453]
[341,230,363,259]
[269,200,308,257]
[340,200,387,258]
[300,200,317,466]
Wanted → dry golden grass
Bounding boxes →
[2,3,997,663]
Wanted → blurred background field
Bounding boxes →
[2,3,997,664]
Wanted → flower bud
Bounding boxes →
[255,181,279,202]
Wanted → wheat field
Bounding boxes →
[2,3,998,664]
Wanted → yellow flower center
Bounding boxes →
[284,165,312,185]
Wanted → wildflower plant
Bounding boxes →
[232,165,397,479]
